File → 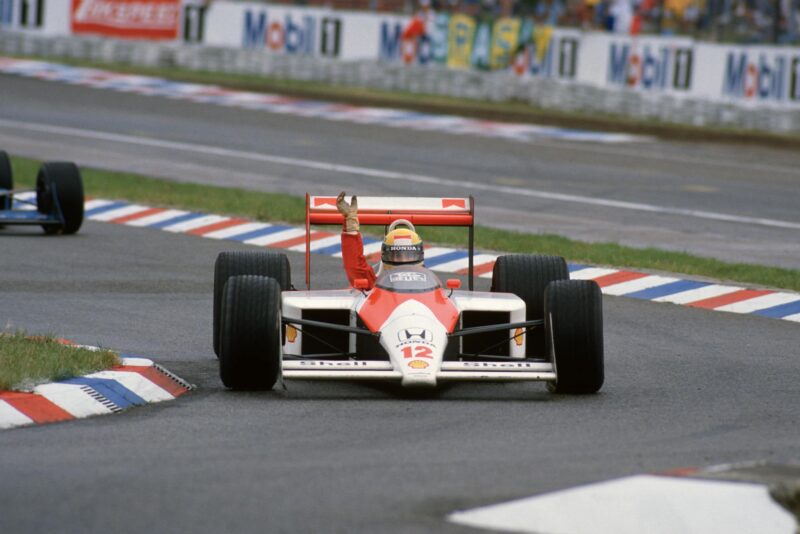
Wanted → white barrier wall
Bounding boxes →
[1,0,799,110]
[0,0,70,35]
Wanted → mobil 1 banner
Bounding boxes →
[377,13,579,80]
[0,0,69,34]
[694,44,800,107]
[202,1,352,58]
[581,33,694,93]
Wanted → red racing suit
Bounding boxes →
[341,232,377,289]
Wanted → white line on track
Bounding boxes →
[3,118,800,231]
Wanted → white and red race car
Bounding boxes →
[213,196,603,394]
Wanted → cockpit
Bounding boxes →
[374,265,442,294]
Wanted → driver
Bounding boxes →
[337,191,424,290]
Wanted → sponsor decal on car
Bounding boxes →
[286,324,298,343]
[408,360,429,369]
[397,328,433,344]
[513,327,524,347]
[389,272,427,283]
[461,361,541,369]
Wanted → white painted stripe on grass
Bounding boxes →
[433,254,498,273]
[202,222,270,239]
[83,199,117,211]
[88,204,150,222]
[715,293,800,314]
[569,267,619,280]
[34,383,113,418]
[124,209,188,227]
[289,234,340,252]
[0,400,33,429]
[4,118,799,231]
[162,214,228,233]
[602,275,680,296]
[85,370,173,402]
[244,227,305,246]
[654,284,742,304]
[423,247,458,260]
[448,475,796,534]
[332,240,383,258]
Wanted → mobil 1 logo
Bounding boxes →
[0,0,44,29]
[608,42,693,91]
[183,1,207,43]
[320,17,341,57]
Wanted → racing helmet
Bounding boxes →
[381,220,423,266]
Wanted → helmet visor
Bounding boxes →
[382,243,424,265]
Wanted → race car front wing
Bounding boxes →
[281,360,556,382]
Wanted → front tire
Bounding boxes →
[491,254,569,357]
[213,251,291,356]
[219,275,282,390]
[36,162,84,235]
[545,280,604,394]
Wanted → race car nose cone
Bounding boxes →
[401,372,438,388]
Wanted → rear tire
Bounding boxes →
[491,254,569,357]
[36,162,84,235]
[219,275,282,390]
[213,251,291,356]
[545,280,604,394]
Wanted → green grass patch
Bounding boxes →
[12,54,800,148]
[0,332,119,391]
[9,155,800,291]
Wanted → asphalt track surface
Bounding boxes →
[1,221,799,533]
[1,73,800,269]
[0,72,799,533]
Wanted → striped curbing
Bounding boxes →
[0,353,193,430]
[12,192,800,323]
[0,57,648,144]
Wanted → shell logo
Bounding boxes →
[513,328,524,347]
[286,325,298,343]
[408,360,429,370]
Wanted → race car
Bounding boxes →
[213,195,603,394]
[0,150,84,235]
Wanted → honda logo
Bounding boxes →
[398,328,432,343]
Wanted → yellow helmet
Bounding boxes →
[382,220,423,265]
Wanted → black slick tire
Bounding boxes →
[36,162,84,235]
[0,150,13,211]
[213,251,291,356]
[545,280,604,394]
[219,275,282,390]
[491,254,569,357]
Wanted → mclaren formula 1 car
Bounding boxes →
[0,150,84,235]
[213,196,603,394]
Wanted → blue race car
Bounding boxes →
[0,150,84,235]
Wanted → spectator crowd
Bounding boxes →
[249,0,800,43]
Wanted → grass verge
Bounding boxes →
[0,332,119,391]
[10,54,800,149]
[10,155,800,292]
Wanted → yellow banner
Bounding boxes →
[489,18,521,70]
[447,14,476,69]
[534,25,554,64]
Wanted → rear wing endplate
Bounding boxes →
[305,195,475,290]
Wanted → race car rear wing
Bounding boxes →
[305,195,476,290]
